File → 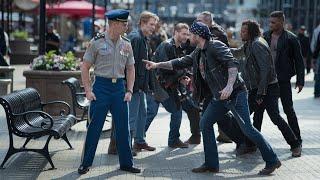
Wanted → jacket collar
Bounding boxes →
[170,38,176,46]
[170,37,183,48]
[138,28,148,41]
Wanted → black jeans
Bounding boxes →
[248,83,300,149]
[279,81,302,143]
[203,97,245,146]
[181,97,201,137]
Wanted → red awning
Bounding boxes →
[46,0,105,18]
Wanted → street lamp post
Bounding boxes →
[92,0,96,38]
[39,0,46,55]
[104,0,107,30]
[1,0,4,29]
[145,0,149,10]
[6,0,9,32]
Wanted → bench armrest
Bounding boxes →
[42,101,71,116]
[12,111,54,130]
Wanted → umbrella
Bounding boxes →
[46,0,105,18]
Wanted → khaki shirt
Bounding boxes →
[83,32,135,78]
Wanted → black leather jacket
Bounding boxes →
[263,30,305,86]
[210,24,229,47]
[171,40,245,101]
[127,29,155,93]
[232,37,278,95]
[154,38,187,88]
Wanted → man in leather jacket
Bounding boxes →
[258,11,305,146]
[147,23,246,147]
[196,11,233,143]
[232,20,302,157]
[145,23,193,147]
[143,21,281,175]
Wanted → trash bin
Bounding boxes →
[0,79,12,96]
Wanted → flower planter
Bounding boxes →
[23,70,84,116]
[0,79,12,96]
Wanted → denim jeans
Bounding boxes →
[202,97,245,146]
[145,94,182,146]
[129,91,147,144]
[314,58,320,97]
[248,84,300,148]
[200,90,279,169]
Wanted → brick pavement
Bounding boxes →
[0,65,319,179]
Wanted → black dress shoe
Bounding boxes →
[120,166,141,173]
[78,165,89,175]
[191,164,219,173]
[291,145,302,157]
[258,161,281,175]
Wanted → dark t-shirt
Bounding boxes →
[46,32,60,54]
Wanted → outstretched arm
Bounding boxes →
[143,60,173,70]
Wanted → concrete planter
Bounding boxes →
[10,40,37,64]
[0,79,12,96]
[23,70,83,116]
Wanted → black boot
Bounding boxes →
[186,107,201,144]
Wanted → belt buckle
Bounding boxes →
[112,78,117,83]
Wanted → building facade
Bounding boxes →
[131,0,229,24]
[258,0,320,34]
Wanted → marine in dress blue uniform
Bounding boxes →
[78,9,140,174]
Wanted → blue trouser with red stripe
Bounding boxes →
[81,76,133,168]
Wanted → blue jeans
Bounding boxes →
[200,90,279,169]
[314,58,320,97]
[146,94,182,146]
[129,91,147,144]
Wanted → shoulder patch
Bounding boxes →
[94,33,105,41]
[121,35,130,42]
